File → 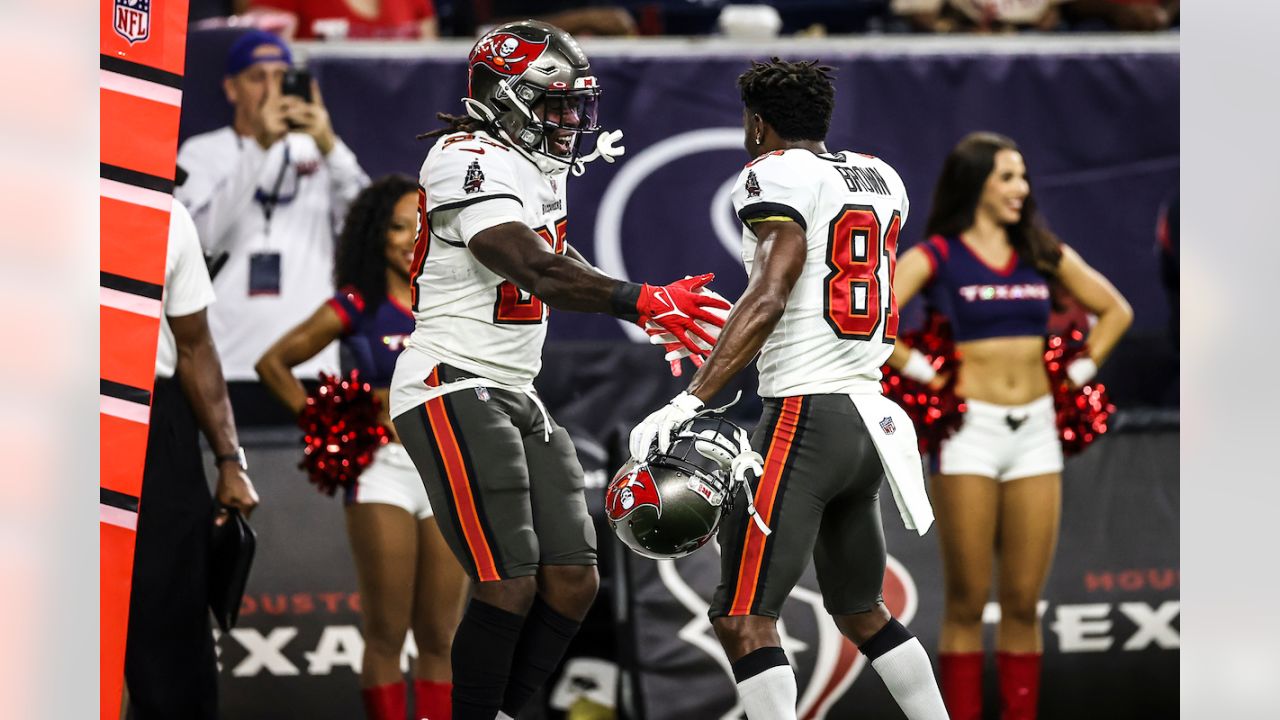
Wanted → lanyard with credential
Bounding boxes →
[260,142,292,234]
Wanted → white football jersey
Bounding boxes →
[730,148,909,397]
[390,130,568,419]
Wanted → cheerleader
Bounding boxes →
[257,175,468,720]
[888,133,1132,720]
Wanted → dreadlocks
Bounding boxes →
[416,112,485,141]
[737,57,836,142]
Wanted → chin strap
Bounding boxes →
[571,129,626,176]
[697,389,742,417]
[731,450,771,536]
[461,97,496,124]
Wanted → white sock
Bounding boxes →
[869,637,949,720]
[496,713,515,720]
[736,665,798,720]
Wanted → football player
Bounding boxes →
[630,59,949,720]
[389,21,729,720]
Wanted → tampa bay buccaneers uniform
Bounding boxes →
[710,147,936,621]
[390,127,594,582]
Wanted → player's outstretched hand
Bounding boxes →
[645,291,728,376]
[628,391,704,459]
[635,275,731,364]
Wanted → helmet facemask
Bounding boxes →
[498,82,600,171]
[650,415,750,510]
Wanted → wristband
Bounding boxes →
[610,281,642,323]
[215,446,248,472]
[1066,357,1098,386]
[900,349,938,384]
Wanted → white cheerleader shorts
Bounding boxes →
[345,442,434,519]
[937,395,1063,482]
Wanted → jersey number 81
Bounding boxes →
[823,204,900,344]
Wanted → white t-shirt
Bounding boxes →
[155,201,217,379]
[390,130,567,419]
[730,148,910,397]
[175,127,369,380]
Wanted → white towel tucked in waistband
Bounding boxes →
[849,393,935,536]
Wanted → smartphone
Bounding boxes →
[281,68,313,103]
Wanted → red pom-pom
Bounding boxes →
[297,370,390,495]
[881,311,967,455]
[1044,325,1116,457]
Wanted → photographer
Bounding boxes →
[176,29,369,423]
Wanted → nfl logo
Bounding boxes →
[113,0,151,45]
[474,386,491,402]
[878,416,896,435]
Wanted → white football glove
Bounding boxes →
[571,129,626,176]
[628,391,704,459]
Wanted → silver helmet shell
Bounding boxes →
[465,20,601,175]
[606,415,750,560]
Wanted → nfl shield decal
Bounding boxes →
[878,416,895,435]
[113,0,151,45]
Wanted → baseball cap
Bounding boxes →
[225,29,293,77]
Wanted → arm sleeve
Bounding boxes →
[730,154,815,232]
[453,197,526,244]
[324,138,371,236]
[164,202,217,318]
[175,134,271,256]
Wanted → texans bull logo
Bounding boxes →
[470,32,549,78]
[605,464,662,522]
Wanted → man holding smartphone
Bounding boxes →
[176,29,369,423]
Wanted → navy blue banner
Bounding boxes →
[179,35,1178,346]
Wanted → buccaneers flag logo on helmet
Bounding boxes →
[471,32,550,78]
[605,465,662,522]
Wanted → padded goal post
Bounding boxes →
[99,0,189,716]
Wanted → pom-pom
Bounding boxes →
[297,370,390,495]
[1044,325,1115,457]
[881,311,967,455]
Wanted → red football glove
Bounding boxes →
[643,286,730,376]
[635,274,731,360]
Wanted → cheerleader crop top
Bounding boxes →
[326,287,415,388]
[917,235,1051,342]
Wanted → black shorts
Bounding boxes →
[394,363,596,582]
[709,394,887,620]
